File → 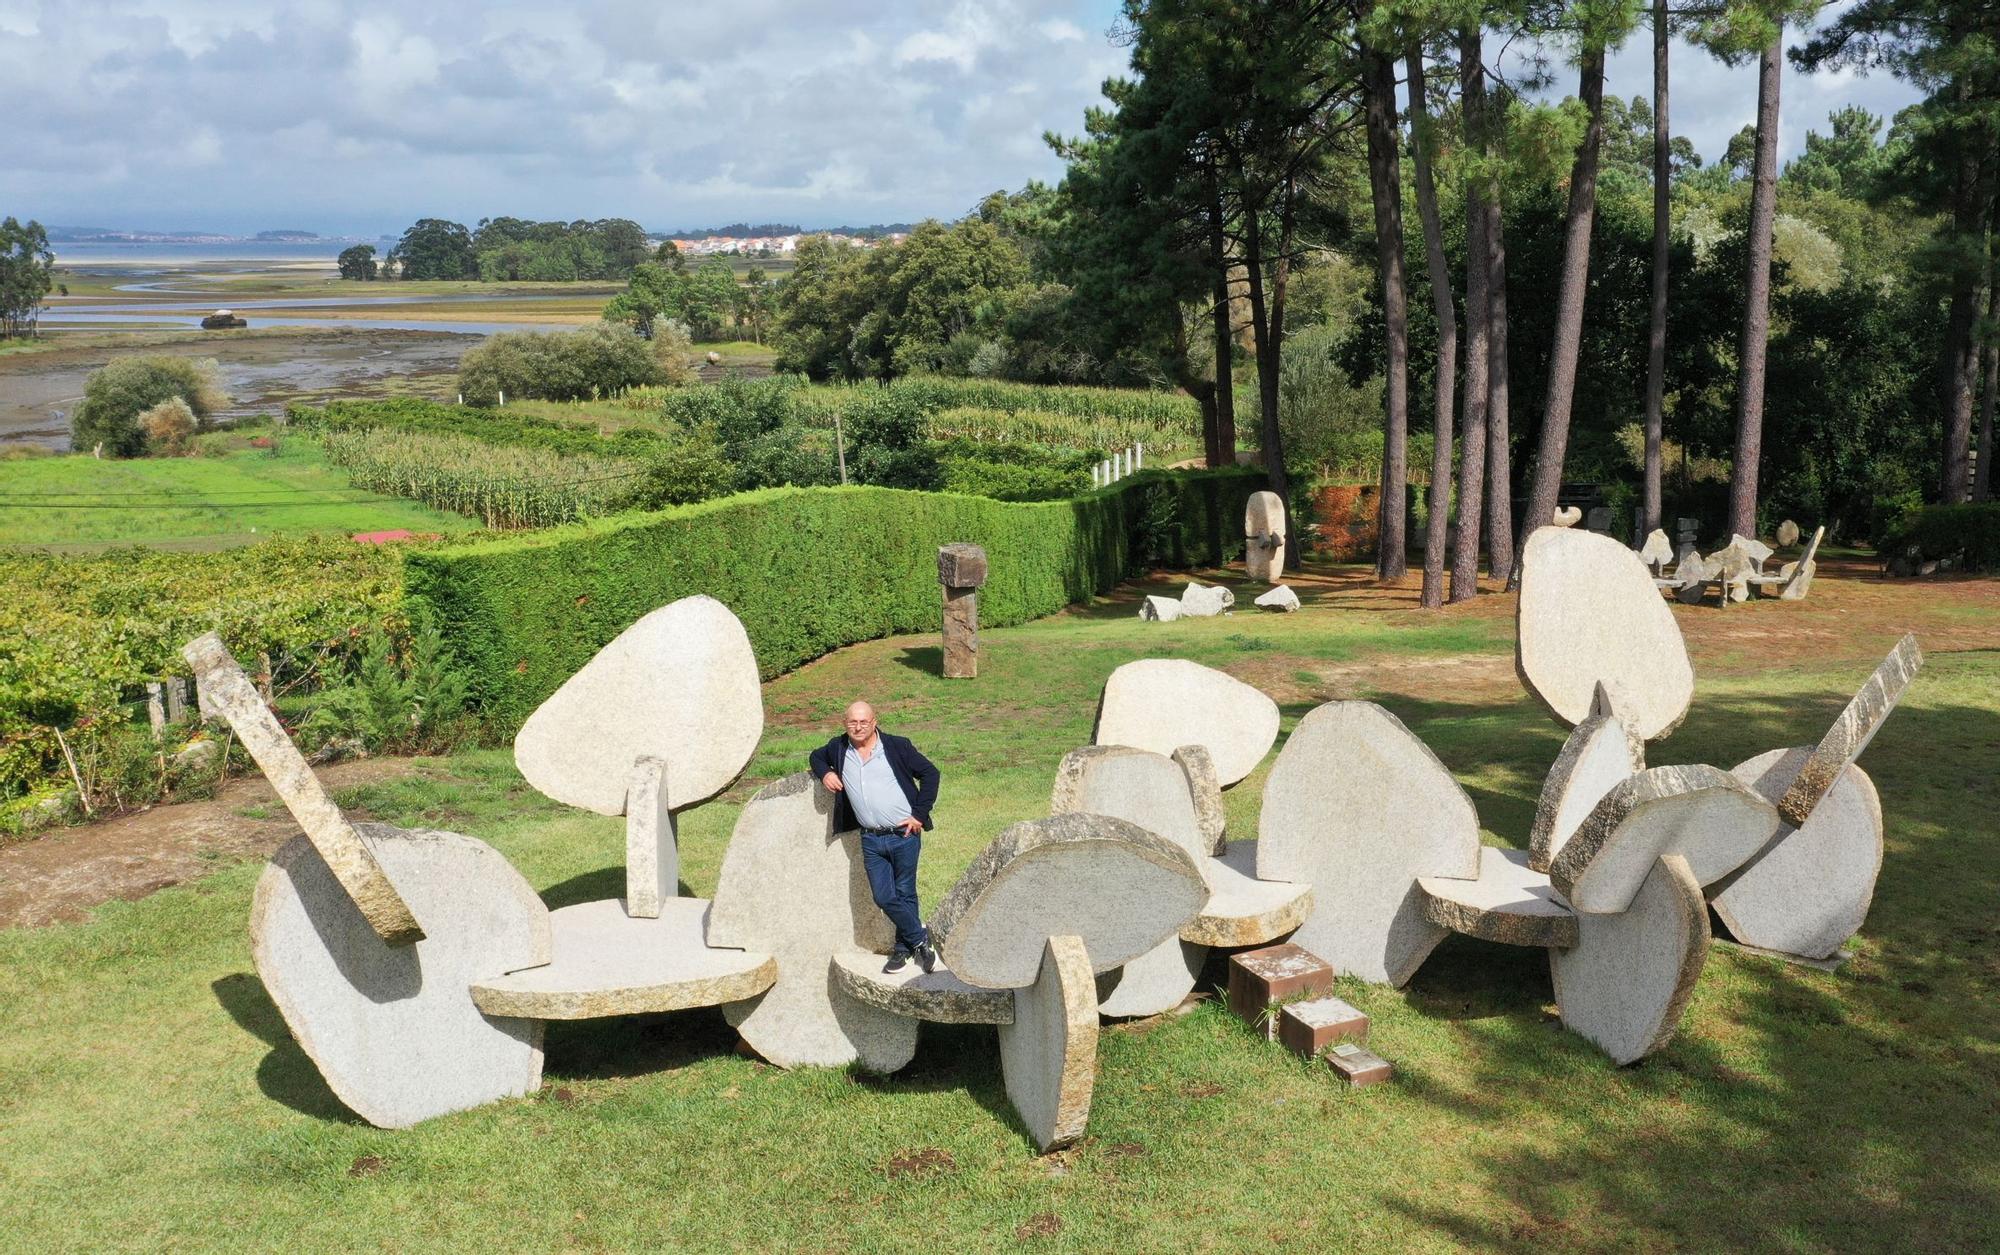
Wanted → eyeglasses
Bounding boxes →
[844,718,874,727]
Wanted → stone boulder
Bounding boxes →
[1093,659,1280,787]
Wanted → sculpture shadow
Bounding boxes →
[893,645,943,676]
[211,972,363,1125]
[540,1008,743,1083]
[536,865,681,913]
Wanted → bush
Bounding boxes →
[1882,502,2000,572]
[300,624,472,754]
[139,397,198,454]
[69,356,225,457]
[456,322,664,406]
[404,469,1264,731]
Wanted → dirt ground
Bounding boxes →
[0,328,469,447]
[3,553,1992,931]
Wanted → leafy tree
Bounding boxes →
[455,322,663,406]
[336,244,378,281]
[69,356,225,457]
[0,217,54,337]
[773,235,869,378]
[392,218,477,280]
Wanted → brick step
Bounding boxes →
[1226,943,1395,1089]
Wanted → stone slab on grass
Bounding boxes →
[1277,995,1368,1058]
[184,632,421,946]
[1550,764,1780,915]
[707,772,916,1072]
[1550,853,1709,1065]
[1257,701,1480,986]
[1173,744,1227,855]
[1096,937,1206,1018]
[1139,595,1184,622]
[1227,943,1335,1038]
[999,935,1099,1152]
[1528,689,1646,874]
[623,756,677,918]
[1184,840,1311,948]
[1516,526,1696,740]
[1179,582,1235,617]
[1049,745,1208,866]
[514,596,763,817]
[1418,846,1578,948]
[831,952,1015,1024]
[1324,1042,1394,1087]
[251,825,549,1129]
[1776,633,1922,825]
[930,812,1206,990]
[468,897,775,1020]
[1715,747,1884,961]
[1094,659,1279,787]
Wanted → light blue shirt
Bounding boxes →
[842,739,913,830]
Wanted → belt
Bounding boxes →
[860,825,913,835]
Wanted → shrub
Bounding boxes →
[300,624,472,754]
[456,322,663,406]
[139,397,198,454]
[404,469,1265,731]
[1882,502,2000,572]
[69,356,225,457]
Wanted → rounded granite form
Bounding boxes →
[1550,853,1710,1065]
[1092,659,1280,787]
[251,825,550,1129]
[1714,747,1883,960]
[1550,764,1781,915]
[829,953,1016,1024]
[513,595,764,816]
[1528,688,1646,874]
[999,935,1100,1152]
[1418,846,1578,949]
[1515,526,1695,741]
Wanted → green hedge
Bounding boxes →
[406,467,1263,731]
[1885,501,2000,572]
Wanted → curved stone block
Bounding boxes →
[707,772,916,1071]
[1093,659,1279,788]
[251,826,549,1129]
[930,813,1206,990]
[1095,937,1206,1018]
[514,596,764,816]
[1528,687,1646,874]
[1256,701,1481,986]
[1183,840,1311,948]
[999,935,1099,1152]
[830,952,1015,1024]
[1516,526,1696,740]
[1419,846,1577,948]
[1550,853,1709,1065]
[1551,765,1780,914]
[1776,633,1921,825]
[469,897,774,1020]
[1172,745,1227,855]
[1714,747,1883,960]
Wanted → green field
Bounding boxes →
[0,438,482,551]
[1,568,1995,1250]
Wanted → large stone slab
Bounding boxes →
[1550,765,1780,914]
[1093,659,1279,788]
[1516,526,1696,740]
[930,812,1206,990]
[1714,747,1884,960]
[1639,529,1674,570]
[1550,853,1709,1065]
[184,632,421,946]
[1184,840,1312,947]
[623,757,678,918]
[1095,937,1206,1018]
[251,826,549,1128]
[1778,526,1825,600]
[1256,701,1481,986]
[514,596,763,817]
[1419,845,1578,948]
[999,935,1099,1152]
[1179,582,1235,617]
[1139,594,1184,622]
[1173,744,1227,854]
[1244,490,1287,583]
[1254,584,1301,612]
[830,952,1015,1024]
[469,897,775,1020]
[706,772,917,1071]
[1528,685,1646,874]
[1776,633,1922,825]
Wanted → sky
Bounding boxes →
[3,1,1923,239]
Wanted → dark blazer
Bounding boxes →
[809,731,941,833]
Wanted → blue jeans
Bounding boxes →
[860,828,927,954]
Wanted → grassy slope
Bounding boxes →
[0,569,1995,1250]
[0,439,480,551]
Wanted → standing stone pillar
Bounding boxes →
[937,543,989,680]
[146,683,167,737]
[164,677,188,723]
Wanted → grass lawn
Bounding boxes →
[1,564,1996,1250]
[0,436,481,551]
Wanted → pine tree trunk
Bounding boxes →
[1978,234,1997,502]
[1452,26,1491,603]
[1243,206,1292,555]
[1409,47,1458,610]
[1940,133,1985,505]
[1363,44,1411,581]
[1486,190,1513,585]
[1210,177,1238,469]
[1522,45,1609,552]
[1643,0,1670,534]
[1727,32,1782,541]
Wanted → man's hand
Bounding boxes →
[821,771,844,793]
[897,817,922,836]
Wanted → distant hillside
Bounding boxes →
[662,221,917,241]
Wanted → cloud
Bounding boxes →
[4,0,1132,235]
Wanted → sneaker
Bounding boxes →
[916,939,937,974]
[883,948,911,974]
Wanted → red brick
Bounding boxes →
[1324,1043,1393,1088]
[1277,995,1368,1058]
[1227,944,1334,1037]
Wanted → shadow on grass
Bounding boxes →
[211,972,364,1125]
[893,645,942,677]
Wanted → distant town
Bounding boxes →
[43,222,920,254]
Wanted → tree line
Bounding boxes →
[340,217,657,283]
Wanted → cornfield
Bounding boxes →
[320,430,649,529]
[922,407,1198,462]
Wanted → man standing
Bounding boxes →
[810,701,941,974]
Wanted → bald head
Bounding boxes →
[843,701,879,747]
